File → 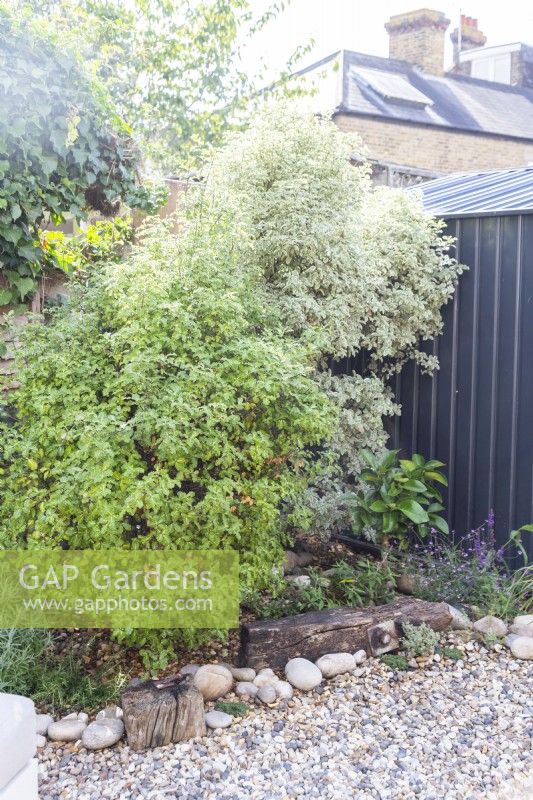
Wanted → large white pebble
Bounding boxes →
[48,718,87,742]
[473,616,507,637]
[230,667,256,682]
[285,658,322,691]
[447,605,473,630]
[315,652,356,678]
[506,634,533,660]
[257,684,277,705]
[193,664,233,700]
[514,614,533,627]
[274,680,294,700]
[205,711,233,729]
[235,681,258,698]
[353,650,367,665]
[82,718,124,751]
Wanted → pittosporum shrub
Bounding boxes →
[0,220,334,591]
[188,105,464,535]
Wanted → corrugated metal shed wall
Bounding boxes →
[389,213,533,557]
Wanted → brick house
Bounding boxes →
[295,8,533,185]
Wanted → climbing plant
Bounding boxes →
[0,7,146,306]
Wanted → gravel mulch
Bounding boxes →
[38,633,532,800]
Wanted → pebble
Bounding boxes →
[257,685,277,705]
[315,652,356,678]
[285,658,322,690]
[505,634,533,660]
[353,649,367,664]
[230,667,256,682]
[274,681,294,700]
[447,604,473,630]
[82,718,125,750]
[236,681,259,698]
[204,711,233,729]
[47,718,87,742]
[474,616,508,637]
[193,664,233,700]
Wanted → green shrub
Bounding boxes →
[438,646,463,662]
[381,654,410,671]
[351,450,449,548]
[327,558,396,606]
[243,557,396,620]
[0,628,51,695]
[197,105,463,536]
[215,700,249,717]
[0,629,125,711]
[401,622,439,658]
[0,221,334,596]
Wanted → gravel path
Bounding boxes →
[38,633,532,800]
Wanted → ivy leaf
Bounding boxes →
[10,203,22,221]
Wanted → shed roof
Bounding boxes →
[413,165,533,218]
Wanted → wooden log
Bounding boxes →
[239,598,452,670]
[121,675,206,752]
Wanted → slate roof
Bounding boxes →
[412,165,533,217]
[305,50,533,141]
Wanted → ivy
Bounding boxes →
[0,8,144,305]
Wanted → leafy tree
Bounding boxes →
[12,0,307,170]
[0,6,146,306]
[0,220,334,590]
[187,105,464,536]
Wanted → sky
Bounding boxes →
[241,0,533,80]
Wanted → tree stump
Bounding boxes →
[121,675,206,751]
[239,597,452,669]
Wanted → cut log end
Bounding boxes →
[121,675,206,752]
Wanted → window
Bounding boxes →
[471,53,511,84]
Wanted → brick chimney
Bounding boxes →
[385,8,451,75]
[450,15,487,62]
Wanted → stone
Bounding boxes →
[235,681,258,698]
[82,718,125,750]
[283,550,315,574]
[509,623,533,638]
[256,684,277,704]
[77,712,89,724]
[315,652,356,678]
[505,634,533,660]
[36,713,54,736]
[353,649,367,664]
[447,605,473,630]
[48,718,87,742]
[513,614,533,627]
[193,664,233,700]
[274,681,294,700]
[230,667,256,682]
[205,711,233,730]
[473,616,507,637]
[96,705,123,720]
[179,663,200,677]
[285,658,322,691]
[395,573,415,595]
[286,575,311,587]
[253,668,278,688]
[36,734,47,748]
